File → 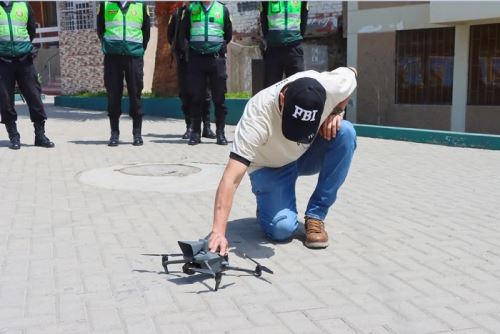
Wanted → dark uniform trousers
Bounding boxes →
[176,54,211,127]
[187,53,227,133]
[104,54,144,120]
[264,44,304,88]
[0,56,47,124]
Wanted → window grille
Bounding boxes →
[58,1,96,31]
[468,23,500,106]
[396,28,455,105]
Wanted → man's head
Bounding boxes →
[279,77,327,144]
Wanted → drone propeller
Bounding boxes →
[141,253,184,257]
[233,250,274,275]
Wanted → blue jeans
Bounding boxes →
[249,121,357,241]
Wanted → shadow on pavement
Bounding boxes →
[144,133,182,139]
[226,218,277,260]
[0,140,34,149]
[150,139,192,145]
[69,140,111,145]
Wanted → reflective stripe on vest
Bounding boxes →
[102,1,144,56]
[189,2,225,54]
[0,2,32,57]
[266,1,303,47]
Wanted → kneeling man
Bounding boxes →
[208,67,358,254]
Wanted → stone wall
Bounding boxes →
[59,30,104,95]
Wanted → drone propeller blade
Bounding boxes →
[163,259,190,265]
[224,265,257,275]
[259,265,274,275]
[141,253,183,257]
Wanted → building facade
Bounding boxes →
[347,1,500,134]
[52,2,344,96]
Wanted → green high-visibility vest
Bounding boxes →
[103,1,144,57]
[266,1,303,47]
[0,2,32,57]
[189,2,225,54]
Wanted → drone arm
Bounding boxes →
[163,259,190,265]
[224,265,258,275]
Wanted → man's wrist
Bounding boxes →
[330,110,344,116]
[211,225,226,236]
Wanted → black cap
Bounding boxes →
[281,77,327,144]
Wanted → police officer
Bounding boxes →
[0,0,54,150]
[97,1,151,146]
[167,2,215,140]
[181,1,232,146]
[260,1,308,87]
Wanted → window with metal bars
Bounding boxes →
[395,28,455,105]
[58,1,96,31]
[468,23,500,106]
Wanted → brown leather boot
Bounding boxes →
[304,217,329,249]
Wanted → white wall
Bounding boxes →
[431,1,500,24]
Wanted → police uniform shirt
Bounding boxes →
[260,1,309,39]
[180,1,232,53]
[0,1,36,45]
[230,68,357,173]
[96,1,151,51]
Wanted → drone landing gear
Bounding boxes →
[161,255,169,274]
[214,272,222,291]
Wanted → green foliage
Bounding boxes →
[225,91,251,99]
[68,91,251,99]
[71,91,159,98]
[73,91,107,97]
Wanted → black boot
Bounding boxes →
[109,131,119,146]
[188,119,202,146]
[5,122,20,150]
[108,117,119,147]
[202,115,216,139]
[33,121,55,148]
[182,125,192,140]
[132,118,143,146]
[216,128,227,145]
[188,132,201,146]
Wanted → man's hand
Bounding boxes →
[208,231,229,256]
[319,114,342,140]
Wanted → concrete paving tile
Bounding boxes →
[2,102,500,333]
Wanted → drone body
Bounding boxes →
[143,239,272,291]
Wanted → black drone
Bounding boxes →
[143,239,273,291]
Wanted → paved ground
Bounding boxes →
[1,100,500,334]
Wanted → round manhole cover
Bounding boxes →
[77,163,237,193]
[118,164,201,177]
